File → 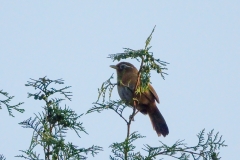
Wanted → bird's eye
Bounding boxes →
[120,64,125,70]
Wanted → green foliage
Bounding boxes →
[0,155,6,160]
[0,90,24,159]
[141,129,226,160]
[96,74,116,103]
[87,26,227,160]
[110,132,145,160]
[16,77,102,160]
[0,90,24,117]
[108,129,226,160]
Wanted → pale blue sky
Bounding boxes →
[0,1,239,159]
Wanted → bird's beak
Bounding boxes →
[110,65,117,69]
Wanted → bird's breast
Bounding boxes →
[117,85,133,102]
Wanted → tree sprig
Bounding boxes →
[17,77,102,159]
[142,129,227,160]
[0,90,24,117]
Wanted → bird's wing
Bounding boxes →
[121,72,137,92]
[148,84,160,103]
[121,73,160,103]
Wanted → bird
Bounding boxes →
[110,62,169,137]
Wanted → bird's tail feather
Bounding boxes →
[148,105,169,137]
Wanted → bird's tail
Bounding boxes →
[148,104,169,137]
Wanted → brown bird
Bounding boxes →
[110,62,169,137]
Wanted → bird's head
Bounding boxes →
[110,62,138,78]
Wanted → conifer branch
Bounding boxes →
[17,77,102,159]
[0,90,24,117]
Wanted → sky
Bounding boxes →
[0,1,239,159]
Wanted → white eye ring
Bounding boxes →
[120,64,131,69]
